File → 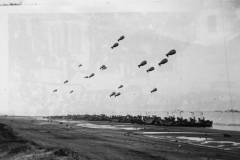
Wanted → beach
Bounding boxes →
[1,116,240,160]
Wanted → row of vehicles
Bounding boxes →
[46,114,213,127]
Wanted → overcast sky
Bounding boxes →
[0,0,240,116]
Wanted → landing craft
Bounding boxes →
[89,73,95,78]
[147,67,154,73]
[111,43,119,49]
[115,92,121,97]
[118,85,123,89]
[84,76,88,78]
[78,64,82,67]
[151,88,157,93]
[70,90,73,94]
[118,36,125,42]
[166,49,176,57]
[138,60,147,68]
[64,80,68,84]
[158,58,168,66]
[110,92,116,97]
[53,89,57,92]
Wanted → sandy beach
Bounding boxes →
[1,116,240,160]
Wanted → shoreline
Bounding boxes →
[44,117,240,132]
[1,116,240,160]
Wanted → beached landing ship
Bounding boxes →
[119,115,132,123]
[156,116,213,127]
[131,116,145,124]
[86,114,109,121]
[124,115,212,127]
[108,115,123,122]
[143,116,157,125]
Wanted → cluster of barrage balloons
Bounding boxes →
[53,35,176,98]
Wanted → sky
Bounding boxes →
[0,0,240,116]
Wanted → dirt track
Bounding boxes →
[1,116,240,160]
